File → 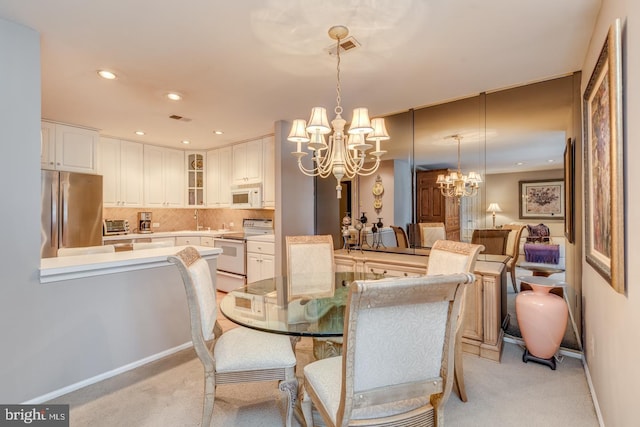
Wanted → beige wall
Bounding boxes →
[581,1,640,426]
[485,169,564,232]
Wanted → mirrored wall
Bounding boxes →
[316,73,578,253]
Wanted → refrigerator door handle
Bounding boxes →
[60,180,67,247]
[51,177,58,250]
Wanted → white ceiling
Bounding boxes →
[0,0,601,172]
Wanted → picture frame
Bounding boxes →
[583,18,625,293]
[519,179,565,220]
[564,138,575,243]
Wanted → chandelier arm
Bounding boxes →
[296,159,323,177]
[351,158,382,176]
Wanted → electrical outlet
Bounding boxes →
[229,222,234,228]
[153,222,160,228]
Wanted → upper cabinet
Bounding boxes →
[143,145,184,208]
[186,152,205,206]
[97,137,144,207]
[41,121,98,174]
[206,146,232,208]
[232,139,263,184]
[262,135,275,209]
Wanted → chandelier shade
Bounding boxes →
[287,25,390,198]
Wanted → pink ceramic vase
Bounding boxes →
[516,283,568,360]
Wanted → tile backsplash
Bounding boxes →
[103,208,274,233]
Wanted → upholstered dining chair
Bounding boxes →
[470,229,510,255]
[301,273,475,427]
[426,240,484,403]
[501,224,526,292]
[285,234,342,359]
[390,225,409,248]
[418,222,446,247]
[57,244,115,256]
[168,247,298,427]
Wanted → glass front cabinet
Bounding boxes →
[186,152,205,206]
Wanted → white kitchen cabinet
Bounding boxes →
[262,135,275,208]
[206,146,231,208]
[41,121,98,174]
[98,137,144,207]
[186,152,205,206]
[246,240,275,283]
[144,145,184,208]
[200,236,216,247]
[175,236,200,246]
[152,237,175,246]
[232,139,263,185]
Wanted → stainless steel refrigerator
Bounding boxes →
[41,170,103,258]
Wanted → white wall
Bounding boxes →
[581,1,640,425]
[0,18,199,403]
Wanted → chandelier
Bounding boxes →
[287,25,390,198]
[435,135,482,199]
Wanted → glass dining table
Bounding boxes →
[219,271,379,340]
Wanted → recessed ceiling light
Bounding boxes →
[548,159,555,163]
[97,70,117,80]
[167,92,182,101]
[516,162,524,166]
[181,140,190,145]
[135,130,145,136]
[214,130,224,135]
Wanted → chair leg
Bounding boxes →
[202,370,215,427]
[278,378,298,427]
[301,388,314,427]
[510,268,518,293]
[454,330,468,402]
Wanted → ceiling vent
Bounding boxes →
[325,36,361,56]
[169,114,192,122]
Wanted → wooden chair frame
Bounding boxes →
[501,224,526,292]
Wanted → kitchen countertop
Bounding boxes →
[102,229,236,241]
[40,245,222,284]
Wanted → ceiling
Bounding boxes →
[0,0,601,172]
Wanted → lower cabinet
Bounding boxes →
[334,249,505,361]
[175,236,200,246]
[247,241,275,284]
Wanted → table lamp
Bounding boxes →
[487,202,502,228]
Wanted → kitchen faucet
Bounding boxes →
[194,209,203,231]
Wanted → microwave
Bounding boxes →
[230,185,262,209]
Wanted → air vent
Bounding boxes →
[169,114,192,122]
[325,36,361,56]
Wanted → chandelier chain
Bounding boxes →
[335,35,342,116]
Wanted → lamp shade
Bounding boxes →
[306,107,331,134]
[366,118,390,141]
[348,107,373,134]
[487,202,502,213]
[287,119,310,143]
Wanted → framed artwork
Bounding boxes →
[564,138,575,243]
[519,179,565,220]
[583,18,625,293]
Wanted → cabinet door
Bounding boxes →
[143,145,165,207]
[246,252,262,284]
[206,149,221,207]
[245,139,263,182]
[186,152,205,206]
[40,121,56,170]
[262,136,275,208]
[164,148,185,207]
[54,123,98,173]
[218,147,231,206]
[98,137,121,207]
[232,143,247,184]
[119,141,144,207]
[260,254,275,280]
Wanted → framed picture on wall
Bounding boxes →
[519,179,565,220]
[564,138,575,243]
[583,18,625,293]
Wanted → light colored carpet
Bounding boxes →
[49,291,598,426]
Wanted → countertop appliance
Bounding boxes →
[138,211,152,233]
[41,171,103,258]
[214,218,273,292]
[103,219,130,236]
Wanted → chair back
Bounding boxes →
[426,240,484,276]
[526,223,551,243]
[338,273,474,425]
[502,224,526,259]
[167,247,218,348]
[390,225,409,248]
[286,235,335,298]
[470,229,510,255]
[57,245,115,256]
[418,222,446,247]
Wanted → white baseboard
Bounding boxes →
[23,342,193,404]
[502,335,582,359]
[582,358,605,427]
